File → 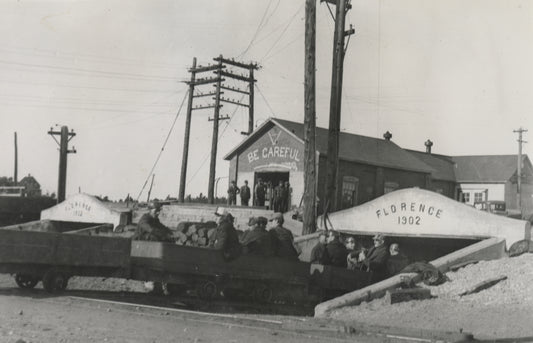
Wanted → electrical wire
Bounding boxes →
[135,89,189,202]
[237,0,275,59]
[260,2,304,62]
[255,84,277,117]
[0,59,179,82]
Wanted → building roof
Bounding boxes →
[225,117,434,174]
[452,155,531,182]
[407,150,457,182]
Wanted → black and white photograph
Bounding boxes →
[0,1,532,342]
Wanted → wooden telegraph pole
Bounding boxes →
[179,57,197,202]
[513,127,528,211]
[207,56,225,204]
[180,56,258,204]
[303,0,317,235]
[48,126,76,203]
[13,132,18,185]
[324,0,353,213]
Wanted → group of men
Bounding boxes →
[209,210,299,261]
[227,179,292,212]
[310,231,409,282]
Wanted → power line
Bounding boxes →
[0,46,183,70]
[255,84,277,117]
[0,59,180,81]
[135,89,189,202]
[260,2,304,62]
[237,0,275,58]
[0,78,178,94]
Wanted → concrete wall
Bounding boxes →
[154,204,275,232]
[318,188,531,248]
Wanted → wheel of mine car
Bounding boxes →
[253,284,273,303]
[42,270,69,293]
[163,283,187,296]
[196,281,217,300]
[14,274,40,289]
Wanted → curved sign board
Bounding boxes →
[40,193,125,228]
[319,188,530,247]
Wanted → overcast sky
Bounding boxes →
[0,0,532,201]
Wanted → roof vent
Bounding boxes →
[425,139,433,154]
[383,131,392,141]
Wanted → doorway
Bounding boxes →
[254,171,289,210]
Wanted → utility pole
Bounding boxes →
[513,127,528,211]
[13,132,18,185]
[207,56,225,204]
[48,126,76,203]
[303,0,317,235]
[323,0,354,213]
[180,55,258,204]
[147,174,155,204]
[179,57,197,202]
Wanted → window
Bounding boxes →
[384,181,399,194]
[341,176,359,209]
[462,192,470,203]
[474,192,484,203]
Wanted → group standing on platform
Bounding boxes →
[227,179,292,212]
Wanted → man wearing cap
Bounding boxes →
[269,212,299,260]
[310,231,329,264]
[358,234,390,281]
[254,179,266,206]
[240,216,274,257]
[325,230,348,268]
[240,180,251,206]
[210,211,242,261]
[133,201,174,242]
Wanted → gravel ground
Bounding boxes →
[326,253,533,340]
[2,254,532,340]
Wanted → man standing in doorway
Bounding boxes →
[255,178,266,206]
[240,180,251,206]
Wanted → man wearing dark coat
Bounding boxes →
[386,243,409,276]
[240,180,251,206]
[240,216,275,257]
[227,180,239,205]
[273,181,284,212]
[268,212,298,260]
[255,179,266,206]
[310,232,329,264]
[359,234,390,281]
[210,211,242,261]
[325,230,348,268]
[133,201,174,242]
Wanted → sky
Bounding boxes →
[0,0,532,201]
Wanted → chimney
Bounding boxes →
[425,139,433,154]
[383,131,392,141]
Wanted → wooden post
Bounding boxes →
[303,0,317,235]
[324,0,348,213]
[13,132,18,185]
[248,69,255,134]
[207,56,224,204]
[179,57,197,202]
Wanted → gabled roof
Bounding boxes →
[452,155,532,182]
[407,150,457,182]
[225,117,434,174]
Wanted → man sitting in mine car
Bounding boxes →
[209,210,242,261]
[133,201,174,242]
[240,216,275,257]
